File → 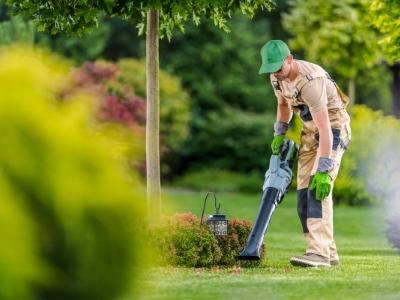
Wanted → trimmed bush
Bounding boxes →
[150,213,222,267]
[0,46,145,300]
[150,213,265,267]
[216,219,265,267]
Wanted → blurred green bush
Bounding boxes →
[0,173,43,300]
[150,213,264,267]
[0,15,35,46]
[0,46,145,300]
[336,105,400,205]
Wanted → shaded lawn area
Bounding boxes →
[131,189,400,300]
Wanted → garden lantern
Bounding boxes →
[200,192,228,236]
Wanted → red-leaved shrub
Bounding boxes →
[60,60,191,177]
[64,61,147,128]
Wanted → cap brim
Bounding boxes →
[258,61,284,74]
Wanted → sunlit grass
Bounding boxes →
[128,189,400,300]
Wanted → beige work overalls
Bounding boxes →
[271,61,351,260]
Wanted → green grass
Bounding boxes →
[130,189,400,300]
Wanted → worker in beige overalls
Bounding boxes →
[259,40,351,267]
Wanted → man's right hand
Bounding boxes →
[271,135,285,155]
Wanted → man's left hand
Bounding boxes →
[309,172,332,200]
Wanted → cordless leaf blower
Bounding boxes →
[238,139,298,260]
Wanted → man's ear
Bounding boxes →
[287,54,294,63]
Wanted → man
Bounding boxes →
[259,40,351,267]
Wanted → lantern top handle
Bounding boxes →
[200,192,220,225]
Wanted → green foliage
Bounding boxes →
[369,0,400,63]
[151,213,222,267]
[283,0,379,80]
[150,213,264,267]
[217,218,265,267]
[137,191,400,300]
[101,18,145,60]
[0,174,43,300]
[350,64,392,114]
[160,14,275,113]
[0,46,146,300]
[336,105,400,205]
[158,15,277,177]
[5,0,279,183]
[7,0,275,39]
[333,162,374,206]
[0,14,34,45]
[37,21,112,64]
[180,108,275,174]
[172,168,263,194]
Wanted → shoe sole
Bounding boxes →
[330,260,339,266]
[290,257,331,268]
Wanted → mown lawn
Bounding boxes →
[130,189,400,300]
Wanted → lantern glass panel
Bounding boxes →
[207,215,228,236]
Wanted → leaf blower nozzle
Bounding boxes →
[238,139,298,260]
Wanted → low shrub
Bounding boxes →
[216,219,265,267]
[150,213,264,267]
[172,168,264,193]
[0,46,145,300]
[150,213,222,267]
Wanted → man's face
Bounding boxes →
[272,57,291,81]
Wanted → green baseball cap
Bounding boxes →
[258,40,290,74]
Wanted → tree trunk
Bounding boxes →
[347,77,356,107]
[390,62,400,118]
[146,10,161,220]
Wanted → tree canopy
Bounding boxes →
[282,0,380,102]
[6,0,276,217]
[369,0,400,63]
[282,0,379,80]
[7,0,274,38]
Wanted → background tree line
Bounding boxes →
[1,0,399,206]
